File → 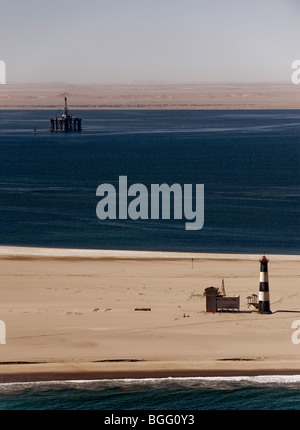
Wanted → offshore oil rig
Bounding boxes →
[50,97,82,132]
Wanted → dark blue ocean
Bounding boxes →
[0,376,299,410]
[0,110,299,411]
[0,109,299,253]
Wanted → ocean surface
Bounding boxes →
[0,109,299,411]
[0,376,299,410]
[0,109,299,254]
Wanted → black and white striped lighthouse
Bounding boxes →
[258,256,272,314]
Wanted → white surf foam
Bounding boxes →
[0,374,299,394]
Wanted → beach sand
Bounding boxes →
[0,82,299,110]
[0,247,299,382]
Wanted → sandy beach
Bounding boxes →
[0,246,299,382]
[0,82,299,110]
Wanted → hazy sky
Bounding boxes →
[0,0,299,84]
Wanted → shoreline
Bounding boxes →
[0,245,299,261]
[1,106,300,111]
[1,369,300,384]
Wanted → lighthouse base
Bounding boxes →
[258,302,272,314]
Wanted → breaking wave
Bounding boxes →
[0,375,299,394]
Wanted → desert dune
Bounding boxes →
[0,82,299,110]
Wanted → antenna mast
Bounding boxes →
[221,278,226,296]
[64,97,68,115]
